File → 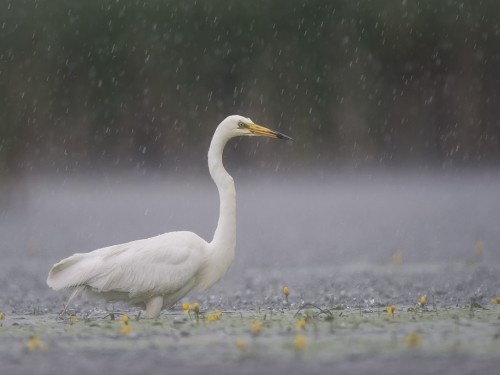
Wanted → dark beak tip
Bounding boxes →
[277,132,294,141]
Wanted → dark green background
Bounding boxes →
[1,0,499,176]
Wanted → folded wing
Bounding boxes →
[47,231,208,300]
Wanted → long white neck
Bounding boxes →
[207,126,236,269]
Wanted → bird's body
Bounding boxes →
[47,115,291,318]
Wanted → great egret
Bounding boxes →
[47,115,292,318]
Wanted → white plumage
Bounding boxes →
[47,115,292,318]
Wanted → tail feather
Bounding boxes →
[47,253,92,290]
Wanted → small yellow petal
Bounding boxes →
[404,331,423,347]
[293,334,308,350]
[69,317,80,325]
[121,315,129,324]
[26,336,40,351]
[207,313,218,322]
[474,241,484,254]
[490,297,500,304]
[391,252,403,266]
[420,296,427,306]
[296,318,306,330]
[387,305,398,317]
[120,325,133,335]
[207,309,222,322]
[26,335,47,351]
[250,320,263,336]
[236,339,248,351]
[193,303,200,314]
[0,312,6,320]
[283,287,289,297]
[182,303,192,314]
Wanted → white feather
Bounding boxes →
[47,232,207,300]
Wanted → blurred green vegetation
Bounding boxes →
[1,0,499,176]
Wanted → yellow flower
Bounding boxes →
[250,320,263,336]
[404,331,423,347]
[120,325,133,335]
[193,303,200,314]
[474,241,484,254]
[391,251,403,266]
[283,287,289,297]
[26,336,40,351]
[182,303,192,314]
[0,312,5,320]
[420,296,427,306]
[490,297,500,304]
[293,334,308,350]
[207,309,222,322]
[236,339,248,351]
[69,317,80,325]
[387,305,398,317]
[296,318,306,330]
[207,313,216,321]
[207,313,219,322]
[26,335,47,351]
[121,315,129,325]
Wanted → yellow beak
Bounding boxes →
[248,124,293,141]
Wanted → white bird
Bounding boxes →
[47,115,292,318]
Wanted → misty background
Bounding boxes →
[2,0,500,176]
[1,1,499,285]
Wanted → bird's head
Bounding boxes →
[220,115,293,141]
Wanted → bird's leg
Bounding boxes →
[145,296,163,319]
[60,286,84,317]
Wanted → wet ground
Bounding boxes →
[1,170,500,374]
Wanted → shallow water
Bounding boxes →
[1,170,500,374]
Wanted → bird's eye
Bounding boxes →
[238,121,246,128]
